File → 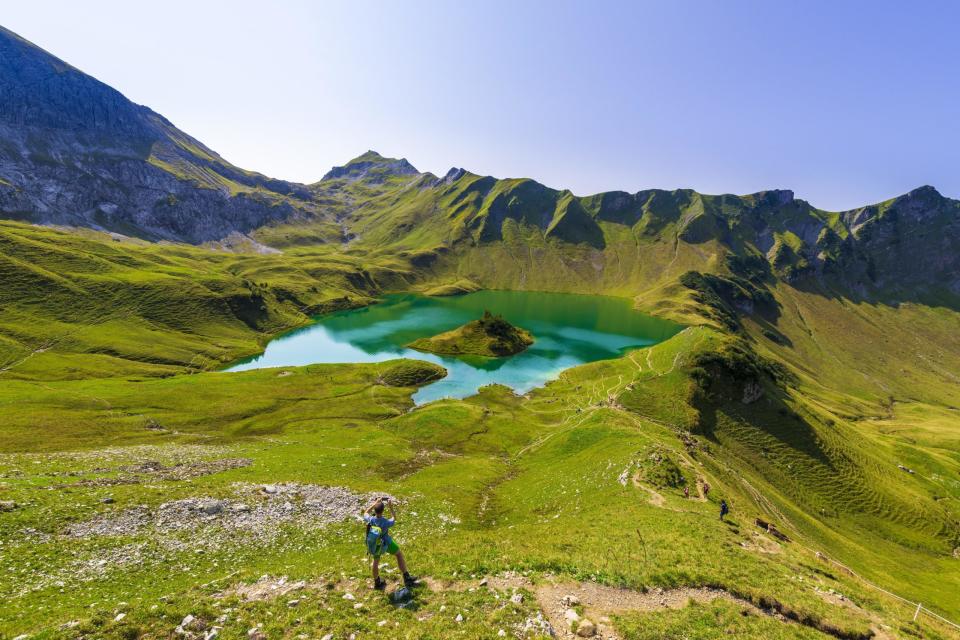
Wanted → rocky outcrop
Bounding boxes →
[0,25,319,243]
[320,151,420,183]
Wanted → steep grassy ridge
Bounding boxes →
[0,221,407,380]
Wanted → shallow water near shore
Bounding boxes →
[227,290,682,403]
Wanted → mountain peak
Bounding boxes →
[321,151,419,183]
[351,150,386,162]
[904,185,943,200]
[443,167,466,183]
[751,189,795,207]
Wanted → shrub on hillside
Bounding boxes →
[380,361,447,387]
[637,446,687,489]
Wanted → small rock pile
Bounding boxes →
[561,594,597,637]
[517,611,554,638]
[65,482,380,540]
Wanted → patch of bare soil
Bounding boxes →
[217,575,320,602]
[631,477,666,509]
[739,531,783,555]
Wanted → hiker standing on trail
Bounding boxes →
[363,497,418,590]
[719,499,729,521]
[683,486,690,499]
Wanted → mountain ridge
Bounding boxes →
[1,23,958,303]
[2,22,957,259]
[298,150,959,303]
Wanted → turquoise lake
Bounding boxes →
[227,290,682,404]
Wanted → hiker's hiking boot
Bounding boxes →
[374,578,386,591]
[403,573,419,587]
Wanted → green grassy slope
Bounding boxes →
[1,156,959,638]
[1,327,957,639]
[0,221,416,380]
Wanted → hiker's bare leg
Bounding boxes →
[371,556,380,581]
[395,550,409,574]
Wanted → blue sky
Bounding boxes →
[4,1,958,210]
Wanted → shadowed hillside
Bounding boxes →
[0,26,336,243]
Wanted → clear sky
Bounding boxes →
[4,1,958,210]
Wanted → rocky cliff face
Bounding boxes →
[0,25,319,243]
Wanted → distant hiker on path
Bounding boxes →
[363,497,418,590]
[683,486,690,499]
[719,499,729,521]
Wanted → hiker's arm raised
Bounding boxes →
[387,500,398,522]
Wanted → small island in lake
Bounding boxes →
[408,310,534,357]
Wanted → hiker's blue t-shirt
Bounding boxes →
[364,514,395,543]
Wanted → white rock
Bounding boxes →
[353,603,364,609]
[561,594,580,607]
[181,615,196,628]
[377,620,388,627]
[564,609,580,624]
[576,619,597,637]
[342,592,356,601]
[200,500,224,515]
[114,613,126,622]
[510,593,524,604]
[321,635,333,640]
[498,630,507,637]
[455,613,464,623]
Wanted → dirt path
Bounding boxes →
[535,581,764,639]
[217,570,880,640]
[630,472,667,508]
[423,575,794,639]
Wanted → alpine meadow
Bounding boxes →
[1,15,959,640]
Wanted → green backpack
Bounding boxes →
[365,523,385,555]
